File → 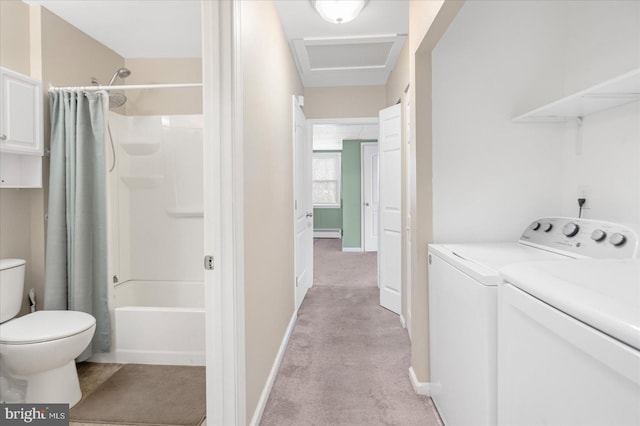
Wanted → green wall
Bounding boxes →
[312,140,377,249]
[313,206,342,229]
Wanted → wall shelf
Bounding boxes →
[513,68,640,122]
[120,176,163,189]
[165,208,204,218]
[120,142,160,156]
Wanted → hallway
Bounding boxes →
[260,239,441,425]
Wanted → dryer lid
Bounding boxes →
[0,310,96,344]
[501,259,640,350]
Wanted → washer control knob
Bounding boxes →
[609,233,626,247]
[542,222,553,232]
[562,222,580,237]
[591,229,607,242]
[530,222,541,231]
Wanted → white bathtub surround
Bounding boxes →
[90,280,205,366]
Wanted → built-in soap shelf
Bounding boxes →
[120,175,163,189]
[513,68,640,122]
[165,207,204,218]
[120,142,160,156]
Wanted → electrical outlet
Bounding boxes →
[578,185,591,209]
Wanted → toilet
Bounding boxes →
[0,259,96,406]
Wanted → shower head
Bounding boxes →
[108,67,131,86]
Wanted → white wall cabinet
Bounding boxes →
[0,67,43,188]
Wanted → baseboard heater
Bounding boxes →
[313,228,341,239]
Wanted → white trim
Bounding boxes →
[202,1,246,425]
[314,229,341,239]
[360,142,377,252]
[409,366,432,396]
[249,312,298,426]
[399,314,406,329]
[342,247,363,252]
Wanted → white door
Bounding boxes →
[294,97,313,310]
[378,104,402,314]
[362,143,379,252]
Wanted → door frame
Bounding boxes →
[202,1,246,425]
[307,117,378,251]
[360,142,378,252]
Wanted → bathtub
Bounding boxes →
[92,280,205,366]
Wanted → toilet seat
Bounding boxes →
[0,311,96,344]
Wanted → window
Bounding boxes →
[312,152,341,208]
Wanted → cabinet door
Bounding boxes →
[0,67,43,155]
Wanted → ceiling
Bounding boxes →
[24,0,202,58]
[275,0,409,87]
[24,0,408,87]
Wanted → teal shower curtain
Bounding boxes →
[45,90,110,360]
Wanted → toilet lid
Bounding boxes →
[0,311,96,344]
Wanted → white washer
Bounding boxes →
[428,217,638,426]
[499,259,640,426]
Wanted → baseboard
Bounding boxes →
[314,229,341,239]
[409,366,432,396]
[249,311,297,426]
[399,314,406,329]
[342,247,363,252]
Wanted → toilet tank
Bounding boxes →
[0,259,26,323]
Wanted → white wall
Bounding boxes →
[559,1,640,225]
[559,102,640,224]
[432,0,640,243]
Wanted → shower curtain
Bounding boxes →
[44,90,110,360]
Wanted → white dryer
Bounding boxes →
[499,259,640,426]
[427,217,638,426]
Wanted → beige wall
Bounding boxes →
[240,0,303,421]
[409,0,446,56]
[304,85,386,119]
[0,0,30,75]
[408,0,463,382]
[385,39,410,106]
[124,58,202,115]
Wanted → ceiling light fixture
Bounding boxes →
[312,0,368,24]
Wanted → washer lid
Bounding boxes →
[0,311,96,344]
[501,259,640,350]
[429,243,571,286]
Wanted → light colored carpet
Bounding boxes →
[260,239,441,426]
[313,239,378,287]
[70,364,206,426]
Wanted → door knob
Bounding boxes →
[364,202,370,206]
[0,134,6,141]
[306,213,313,218]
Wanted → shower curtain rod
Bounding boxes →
[49,83,203,91]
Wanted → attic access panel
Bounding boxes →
[292,35,407,86]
